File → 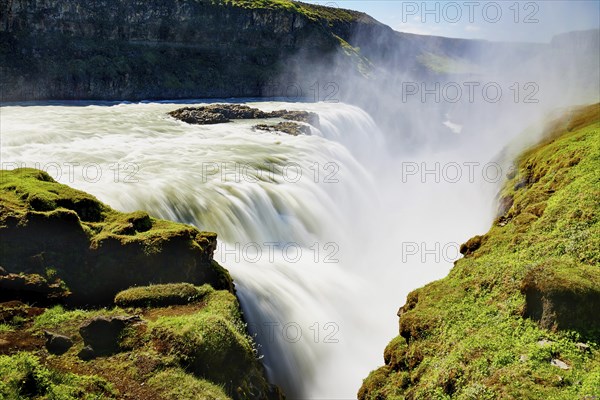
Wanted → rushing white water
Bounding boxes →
[0,100,503,398]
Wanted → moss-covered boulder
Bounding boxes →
[115,283,211,308]
[360,103,600,399]
[148,287,279,399]
[0,168,232,305]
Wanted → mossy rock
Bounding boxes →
[152,313,254,381]
[0,352,117,399]
[147,368,232,400]
[357,366,392,400]
[459,234,487,257]
[115,283,212,308]
[146,289,278,399]
[0,273,70,304]
[383,336,409,371]
[0,168,233,305]
[521,259,600,336]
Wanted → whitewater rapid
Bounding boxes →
[0,100,500,398]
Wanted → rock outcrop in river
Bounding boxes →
[169,104,319,135]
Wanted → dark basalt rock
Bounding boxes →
[254,122,311,136]
[169,108,231,125]
[169,104,321,131]
[520,260,600,338]
[79,316,142,358]
[77,345,95,361]
[497,195,514,217]
[270,110,321,128]
[169,104,268,124]
[44,331,73,355]
[0,273,70,304]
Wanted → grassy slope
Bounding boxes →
[359,104,600,399]
[1,284,272,399]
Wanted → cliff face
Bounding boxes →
[359,104,600,399]
[0,0,381,101]
[2,0,598,102]
[0,168,233,304]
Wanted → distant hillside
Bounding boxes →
[359,103,600,399]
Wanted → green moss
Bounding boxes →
[147,368,231,399]
[201,289,246,329]
[21,287,275,399]
[149,311,255,382]
[148,287,267,396]
[32,305,125,336]
[0,168,231,304]
[114,283,212,308]
[361,104,600,398]
[215,0,361,23]
[0,352,116,399]
[0,168,105,222]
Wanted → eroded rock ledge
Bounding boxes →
[169,104,320,135]
[0,168,232,305]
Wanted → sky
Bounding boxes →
[303,0,600,43]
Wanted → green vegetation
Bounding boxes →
[147,368,231,400]
[0,168,231,304]
[0,352,116,399]
[216,0,362,23]
[32,305,124,333]
[1,284,277,399]
[360,104,600,399]
[115,283,213,308]
[0,170,277,398]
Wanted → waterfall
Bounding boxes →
[0,100,505,398]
